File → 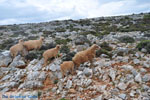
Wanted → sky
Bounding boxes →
[0,0,150,25]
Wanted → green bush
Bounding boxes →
[60,45,70,54]
[53,79,58,84]
[43,31,54,34]
[143,14,150,20]
[80,31,100,36]
[0,39,15,50]
[99,42,112,51]
[62,52,76,61]
[96,49,112,58]
[55,38,72,45]
[55,27,66,32]
[27,36,38,40]
[25,52,38,61]
[60,98,68,100]
[40,42,56,50]
[136,40,150,53]
[38,91,42,98]
[31,30,37,34]
[118,35,135,43]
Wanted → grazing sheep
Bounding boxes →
[72,44,100,67]
[23,37,44,51]
[72,51,89,67]
[43,45,61,66]
[10,39,25,58]
[60,61,74,78]
[86,44,100,63]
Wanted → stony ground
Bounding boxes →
[0,13,150,100]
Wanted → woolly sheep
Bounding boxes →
[23,37,44,51]
[43,45,61,66]
[72,44,100,67]
[10,39,25,58]
[60,61,74,78]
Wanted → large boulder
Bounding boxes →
[0,51,12,67]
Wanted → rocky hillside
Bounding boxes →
[0,12,150,100]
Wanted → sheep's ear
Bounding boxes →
[19,39,24,43]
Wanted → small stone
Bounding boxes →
[66,80,72,89]
[100,54,109,58]
[0,51,12,67]
[117,82,127,90]
[142,84,149,91]
[131,69,138,76]
[143,61,150,68]
[49,64,57,71]
[140,68,147,73]
[77,71,83,76]
[69,89,76,93]
[118,94,126,99]
[83,68,93,77]
[130,90,136,97]
[58,82,63,91]
[1,87,10,93]
[121,65,134,71]
[143,74,150,82]
[94,95,102,100]
[133,59,140,65]
[141,48,147,53]
[135,73,142,83]
[27,71,40,80]
[61,91,67,98]
[85,79,92,87]
[52,87,57,93]
[77,97,83,100]
[9,55,26,68]
[109,69,116,81]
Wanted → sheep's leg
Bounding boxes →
[43,58,48,67]
[71,67,74,75]
[89,59,94,68]
[14,52,17,58]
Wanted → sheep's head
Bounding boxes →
[56,45,61,50]
[91,44,100,50]
[19,39,24,43]
[40,37,44,41]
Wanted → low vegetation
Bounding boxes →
[136,40,150,53]
[118,35,135,43]
[55,38,72,45]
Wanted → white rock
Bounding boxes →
[94,95,102,100]
[142,74,150,82]
[121,65,134,71]
[133,59,140,65]
[143,61,150,68]
[66,80,72,89]
[83,68,93,77]
[118,94,126,99]
[130,90,136,97]
[117,82,127,90]
[135,73,142,83]
[109,69,116,81]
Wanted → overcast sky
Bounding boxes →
[0,0,150,25]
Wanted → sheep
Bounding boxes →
[72,51,89,67]
[60,61,74,78]
[23,37,44,51]
[72,44,100,68]
[43,45,61,66]
[10,39,25,58]
[86,44,100,63]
